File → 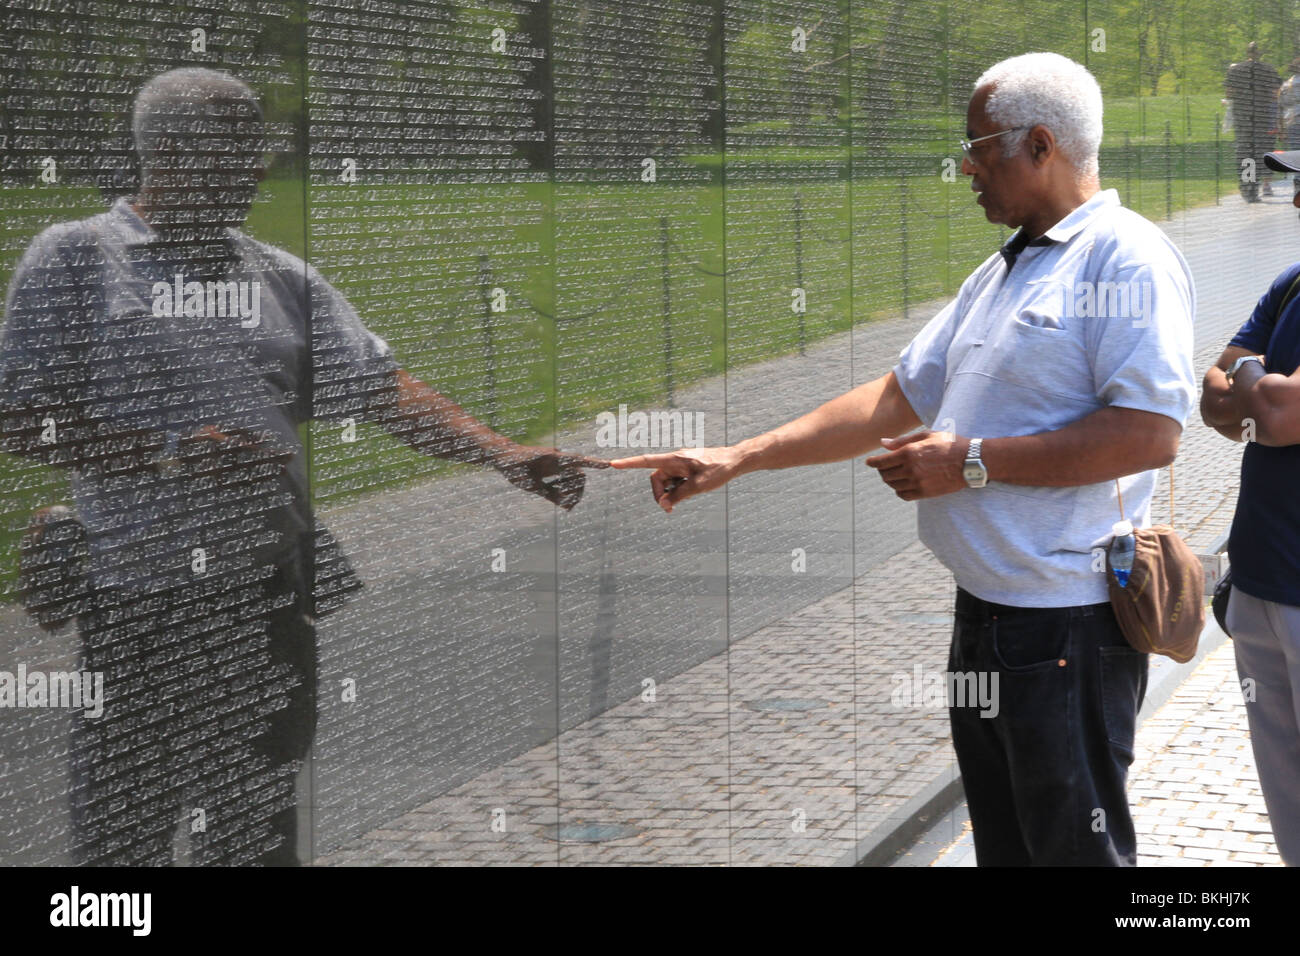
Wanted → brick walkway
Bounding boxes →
[907,638,1282,867]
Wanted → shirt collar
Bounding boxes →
[998,229,1055,271]
[999,188,1120,270]
[109,196,241,249]
[109,196,157,246]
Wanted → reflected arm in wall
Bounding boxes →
[609,370,921,513]
[380,369,608,510]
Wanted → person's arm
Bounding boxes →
[610,370,921,512]
[1200,344,1259,441]
[735,370,922,470]
[1218,357,1300,446]
[862,406,1180,500]
[379,369,607,509]
[0,408,284,476]
[1201,267,1298,440]
[867,254,1195,500]
[985,407,1180,482]
[383,368,514,465]
[306,263,605,509]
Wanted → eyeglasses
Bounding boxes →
[959,127,1027,160]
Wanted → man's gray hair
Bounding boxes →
[974,52,1103,180]
[132,67,264,167]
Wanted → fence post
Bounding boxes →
[659,216,675,407]
[794,189,805,355]
[476,252,499,429]
[899,173,910,321]
[1124,131,1132,208]
[1164,120,1173,220]
[1215,113,1221,206]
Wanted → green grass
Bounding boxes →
[1103,94,1229,144]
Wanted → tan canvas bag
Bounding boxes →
[1104,466,1205,663]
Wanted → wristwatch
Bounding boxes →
[962,437,988,488]
[1226,354,1265,384]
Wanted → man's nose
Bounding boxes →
[961,156,977,176]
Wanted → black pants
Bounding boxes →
[68,566,317,866]
[948,588,1148,866]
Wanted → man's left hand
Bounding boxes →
[864,429,969,501]
[495,445,610,510]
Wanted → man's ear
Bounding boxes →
[1028,124,1055,165]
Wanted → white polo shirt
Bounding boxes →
[893,189,1196,607]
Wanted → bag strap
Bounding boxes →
[1114,464,1176,529]
[1278,269,1300,320]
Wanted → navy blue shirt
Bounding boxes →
[1228,262,1300,607]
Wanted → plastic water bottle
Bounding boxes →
[1110,520,1136,588]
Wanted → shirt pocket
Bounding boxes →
[986,316,1083,379]
[958,315,1098,423]
[1013,278,1070,330]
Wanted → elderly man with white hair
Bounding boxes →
[615,52,1196,865]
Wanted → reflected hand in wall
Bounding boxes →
[386,369,607,510]
[493,445,610,511]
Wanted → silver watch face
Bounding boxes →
[963,462,987,488]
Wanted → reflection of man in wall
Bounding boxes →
[0,67,603,865]
[616,53,1196,866]
[1226,41,1281,202]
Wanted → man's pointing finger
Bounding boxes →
[611,453,686,471]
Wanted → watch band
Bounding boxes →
[1226,354,1264,384]
[963,437,988,489]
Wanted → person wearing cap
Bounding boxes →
[1200,231,1300,866]
[1225,42,1281,202]
[0,68,605,866]
[614,52,1196,866]
[1278,58,1300,212]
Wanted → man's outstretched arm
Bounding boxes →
[610,370,922,512]
[380,369,608,510]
